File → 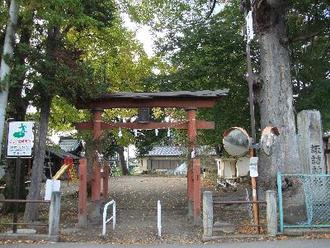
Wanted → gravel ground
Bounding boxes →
[60,175,202,244]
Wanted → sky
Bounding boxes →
[122,13,155,57]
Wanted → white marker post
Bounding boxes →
[157,200,161,237]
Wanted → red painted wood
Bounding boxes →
[187,110,197,148]
[102,164,109,200]
[92,160,101,202]
[75,120,215,131]
[92,109,103,141]
[187,109,197,218]
[92,109,103,202]
[187,163,193,209]
[78,159,87,222]
[193,158,201,224]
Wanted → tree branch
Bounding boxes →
[289,30,323,43]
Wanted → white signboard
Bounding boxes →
[249,157,258,177]
[7,121,35,157]
[246,11,254,43]
[44,179,61,201]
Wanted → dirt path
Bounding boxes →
[61,176,201,244]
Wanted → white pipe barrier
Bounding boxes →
[157,200,161,237]
[102,200,116,236]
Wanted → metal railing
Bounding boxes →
[277,172,330,232]
[102,200,116,236]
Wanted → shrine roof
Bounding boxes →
[76,89,228,109]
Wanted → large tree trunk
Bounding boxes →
[117,146,129,175]
[24,96,51,222]
[255,0,301,189]
[24,25,59,222]
[0,0,19,158]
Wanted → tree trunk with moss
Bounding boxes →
[254,0,301,189]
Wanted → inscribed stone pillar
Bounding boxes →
[297,110,325,174]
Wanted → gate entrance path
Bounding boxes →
[108,176,200,243]
[60,175,201,244]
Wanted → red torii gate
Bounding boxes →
[75,90,228,225]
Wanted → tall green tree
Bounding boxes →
[123,0,330,187]
[24,0,117,222]
[288,0,330,130]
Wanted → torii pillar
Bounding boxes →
[92,108,103,202]
[187,108,201,225]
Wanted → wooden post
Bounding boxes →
[250,149,260,233]
[13,157,21,233]
[92,109,103,202]
[266,190,277,236]
[48,191,61,237]
[187,165,193,217]
[203,191,213,237]
[187,109,197,218]
[193,158,201,225]
[102,163,109,199]
[78,159,87,227]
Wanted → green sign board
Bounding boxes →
[7,121,35,157]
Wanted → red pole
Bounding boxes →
[187,109,197,220]
[102,162,109,199]
[92,109,103,202]
[193,158,201,225]
[78,158,87,227]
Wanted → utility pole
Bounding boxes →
[242,0,260,233]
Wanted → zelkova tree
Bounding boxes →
[252,0,329,186]
[123,0,329,188]
[251,0,301,187]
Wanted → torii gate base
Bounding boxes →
[77,157,202,226]
[188,158,201,225]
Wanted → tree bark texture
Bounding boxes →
[255,0,301,189]
[0,0,19,158]
[117,146,129,175]
[24,96,51,222]
[24,25,59,222]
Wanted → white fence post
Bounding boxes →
[266,190,277,236]
[113,201,116,230]
[102,200,116,236]
[157,200,161,237]
[48,191,61,237]
[203,191,213,237]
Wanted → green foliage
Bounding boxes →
[143,1,250,146]
[48,96,88,132]
[0,1,8,40]
[288,0,330,130]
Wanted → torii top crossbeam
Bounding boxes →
[76,89,228,109]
